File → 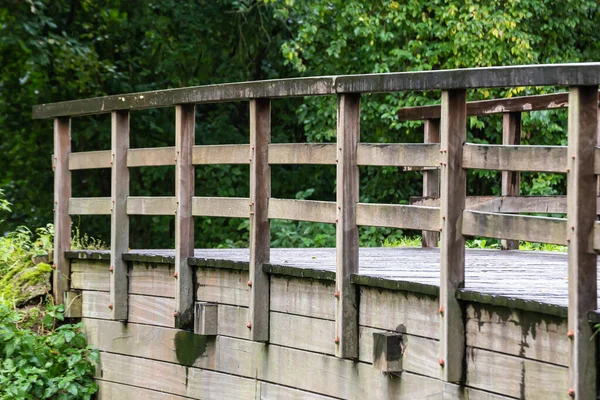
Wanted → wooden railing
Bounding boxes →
[35,63,600,397]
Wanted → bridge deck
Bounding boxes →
[70,247,593,313]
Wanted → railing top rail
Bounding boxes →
[33,63,600,119]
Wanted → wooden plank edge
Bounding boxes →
[264,264,336,282]
[189,257,250,271]
[456,289,567,318]
[123,253,175,265]
[350,274,439,297]
[65,250,110,260]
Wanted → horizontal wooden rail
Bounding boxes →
[268,143,336,165]
[34,63,600,119]
[193,145,250,165]
[192,197,249,218]
[463,144,567,173]
[69,197,111,215]
[127,196,176,215]
[69,150,111,170]
[356,143,440,167]
[356,203,439,231]
[462,210,567,245]
[268,198,336,223]
[128,147,175,167]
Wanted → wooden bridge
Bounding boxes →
[33,63,600,399]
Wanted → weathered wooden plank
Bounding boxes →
[567,85,598,398]
[109,110,130,320]
[268,198,336,223]
[82,291,174,327]
[439,88,467,382]
[463,144,567,173]
[410,195,576,214]
[127,196,176,215]
[192,196,249,218]
[356,203,439,231]
[53,117,71,305]
[465,303,568,366]
[269,311,336,355]
[33,77,336,119]
[127,147,176,167]
[359,286,439,339]
[466,347,568,399]
[270,276,335,320]
[356,143,440,167]
[174,104,195,329]
[594,221,600,251]
[335,93,360,359]
[68,197,111,215]
[129,263,175,297]
[336,63,600,93]
[268,143,336,165]
[194,302,218,336]
[68,150,111,170]
[192,144,250,165]
[216,304,251,340]
[196,268,250,307]
[462,210,567,245]
[397,91,572,121]
[63,291,82,318]
[259,383,336,400]
[501,112,522,251]
[71,260,109,291]
[249,98,271,342]
[423,119,440,248]
[97,381,189,400]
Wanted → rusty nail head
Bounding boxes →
[247,280,252,287]
[442,216,446,220]
[567,238,571,242]
[108,303,113,310]
[109,266,114,272]
[439,306,444,314]
[567,168,571,173]
[439,226,442,232]
[567,329,574,339]
[174,312,179,317]
[334,336,340,344]
[572,154,576,159]
[568,388,575,397]
[335,218,339,223]
[173,272,178,278]
[250,211,255,215]
[334,290,340,298]
[438,358,444,367]
[571,225,575,230]
[338,206,341,210]
[51,264,57,270]
[247,323,252,329]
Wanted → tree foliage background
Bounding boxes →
[1,0,599,248]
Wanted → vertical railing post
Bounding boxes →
[439,89,467,382]
[53,117,71,305]
[109,111,130,320]
[567,85,598,398]
[249,98,271,342]
[501,112,521,250]
[335,93,360,359]
[423,118,440,248]
[174,104,195,329]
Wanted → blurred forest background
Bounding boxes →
[1,0,600,249]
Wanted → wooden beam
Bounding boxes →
[174,104,195,329]
[268,199,336,223]
[268,143,336,165]
[68,197,111,215]
[53,117,71,305]
[501,112,522,250]
[439,89,467,382]
[566,85,598,398]
[249,98,271,342]
[462,210,567,245]
[356,143,440,167]
[192,196,249,218]
[126,197,176,215]
[335,93,360,359]
[110,110,130,320]
[463,144,567,173]
[410,195,574,214]
[69,150,111,170]
[127,147,175,167]
[423,119,440,248]
[193,144,250,165]
[356,203,439,231]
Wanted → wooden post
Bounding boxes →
[174,104,195,329]
[53,117,71,305]
[109,110,130,320]
[501,112,521,250]
[249,98,271,342]
[335,93,360,359]
[567,85,598,399]
[423,118,440,248]
[439,89,467,382]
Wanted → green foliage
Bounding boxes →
[0,302,99,399]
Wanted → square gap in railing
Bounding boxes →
[69,215,111,251]
[129,108,175,149]
[128,166,175,197]
[71,169,111,198]
[194,165,249,198]
[70,114,111,152]
[129,215,175,250]
[195,102,249,145]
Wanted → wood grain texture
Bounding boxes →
[174,104,195,329]
[410,195,580,214]
[193,144,250,165]
[69,150,111,170]
[356,143,440,167]
[82,291,174,327]
[567,85,598,398]
[127,196,177,215]
[423,119,440,248]
[109,110,130,320]
[259,382,336,400]
[335,93,360,359]
[439,89,467,382]
[268,143,336,165]
[462,210,567,245]
[268,198,336,223]
[197,268,250,307]
[249,98,271,341]
[270,276,335,320]
[192,197,250,218]
[501,112,522,250]
[356,203,439,231]
[463,143,567,173]
[127,147,176,167]
[97,381,189,400]
[53,117,71,305]
[68,197,111,215]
